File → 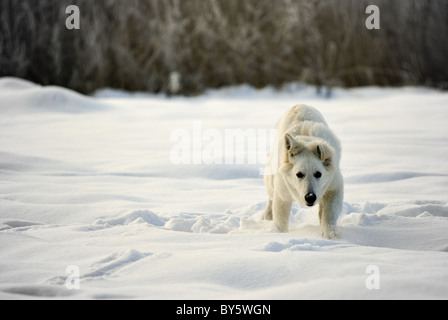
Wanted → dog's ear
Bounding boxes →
[314,143,334,167]
[285,133,304,157]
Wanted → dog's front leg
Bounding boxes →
[272,193,292,232]
[319,189,343,239]
[262,199,273,220]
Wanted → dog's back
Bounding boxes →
[276,104,327,131]
[275,104,341,168]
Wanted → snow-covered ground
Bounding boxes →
[0,77,447,299]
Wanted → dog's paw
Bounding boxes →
[322,227,340,239]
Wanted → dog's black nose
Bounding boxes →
[305,193,317,206]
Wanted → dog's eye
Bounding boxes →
[314,171,322,179]
[296,172,305,179]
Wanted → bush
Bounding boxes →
[1,0,447,95]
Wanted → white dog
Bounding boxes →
[262,104,343,238]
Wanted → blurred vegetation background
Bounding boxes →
[1,0,447,95]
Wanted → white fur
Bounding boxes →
[263,104,343,238]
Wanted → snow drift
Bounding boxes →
[0,78,447,299]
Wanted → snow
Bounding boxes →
[0,77,447,299]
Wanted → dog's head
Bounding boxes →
[280,133,335,206]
